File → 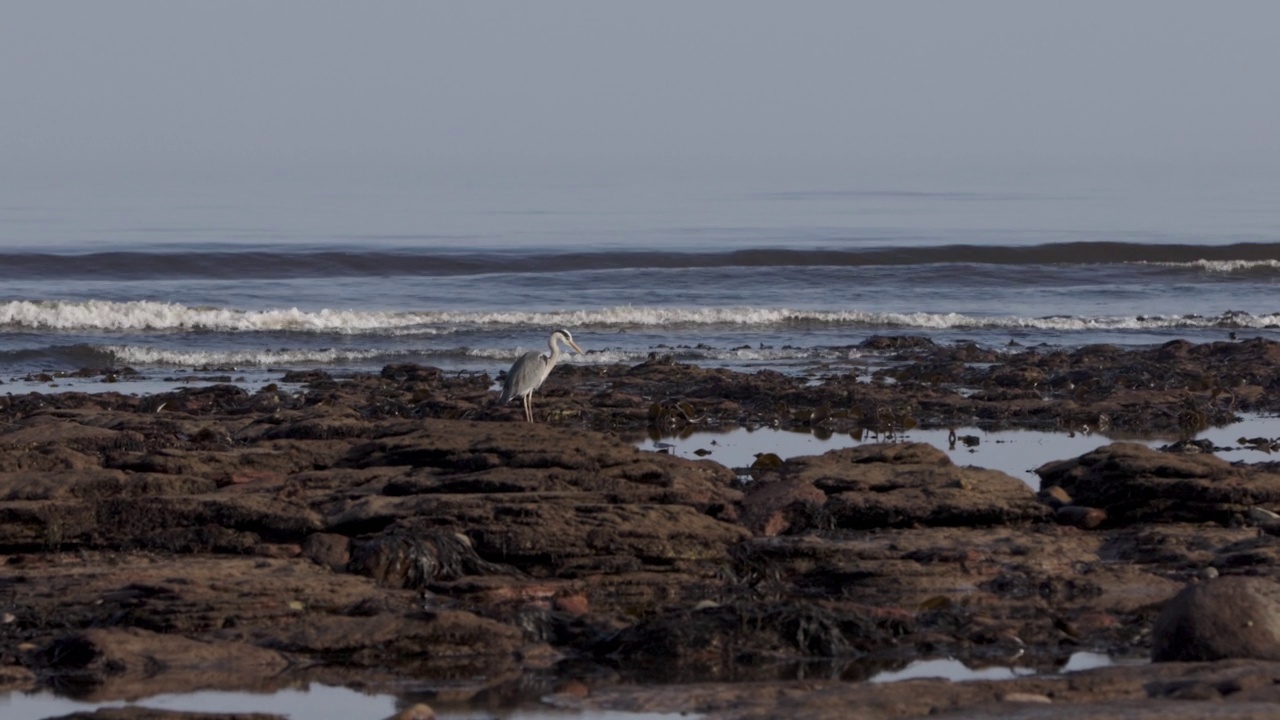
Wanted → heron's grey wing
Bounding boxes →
[499,351,545,403]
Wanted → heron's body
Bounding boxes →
[499,329,584,422]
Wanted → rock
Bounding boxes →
[1056,505,1108,529]
[1038,485,1073,509]
[13,349,1280,715]
[553,593,590,616]
[301,532,352,571]
[739,477,828,536]
[272,609,522,661]
[1247,507,1280,523]
[597,600,896,662]
[1152,576,1280,662]
[1000,692,1053,703]
[37,627,289,696]
[0,416,143,453]
[387,704,437,720]
[1037,442,1280,525]
[349,527,516,587]
[0,662,35,688]
[786,443,1051,528]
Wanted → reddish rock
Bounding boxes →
[553,593,591,616]
[388,704,437,720]
[1038,485,1073,509]
[1056,505,1108,529]
[785,443,1051,528]
[301,532,352,571]
[739,477,827,536]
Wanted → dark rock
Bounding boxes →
[739,478,828,536]
[1038,442,1280,525]
[786,443,1051,528]
[1056,505,1108,529]
[301,532,352,571]
[37,627,288,695]
[1152,576,1280,662]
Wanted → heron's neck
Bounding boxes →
[547,336,563,362]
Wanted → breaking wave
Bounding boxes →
[0,301,441,333]
[1141,259,1280,273]
[83,344,847,368]
[104,346,401,367]
[3,300,1278,334]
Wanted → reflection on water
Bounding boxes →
[0,650,1141,717]
[868,658,1036,683]
[0,684,692,720]
[1059,651,1118,673]
[638,414,1280,488]
[866,650,1132,684]
[0,652,1138,720]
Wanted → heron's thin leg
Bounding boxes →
[524,394,533,422]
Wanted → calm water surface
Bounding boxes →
[640,414,1280,488]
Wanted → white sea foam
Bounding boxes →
[465,347,648,364]
[1140,259,1280,273]
[441,307,1264,331]
[467,346,856,364]
[4,300,1278,334]
[0,300,439,333]
[106,346,399,367]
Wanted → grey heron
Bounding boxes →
[498,329,584,422]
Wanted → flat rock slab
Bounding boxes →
[1036,442,1280,525]
[779,442,1052,529]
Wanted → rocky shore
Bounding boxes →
[4,336,1280,719]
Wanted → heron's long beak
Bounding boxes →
[568,339,585,355]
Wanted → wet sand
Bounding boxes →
[4,337,1280,719]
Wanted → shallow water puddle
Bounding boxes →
[867,650,1133,684]
[867,658,1037,683]
[641,414,1280,489]
[0,684,690,720]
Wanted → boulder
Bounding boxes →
[784,443,1051,528]
[1152,576,1280,662]
[1037,443,1280,525]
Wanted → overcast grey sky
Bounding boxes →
[3,1,1279,185]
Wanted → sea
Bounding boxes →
[2,160,1279,393]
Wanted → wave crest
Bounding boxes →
[0,300,438,333]
[3,300,1278,334]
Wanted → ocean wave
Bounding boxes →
[1140,259,1280,273]
[3,241,1280,280]
[95,344,855,368]
[344,307,1280,332]
[105,346,402,367]
[467,345,850,364]
[4,299,1279,334]
[0,300,442,333]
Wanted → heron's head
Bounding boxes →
[554,329,584,355]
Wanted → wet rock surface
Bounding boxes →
[1152,576,1280,662]
[4,338,1280,718]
